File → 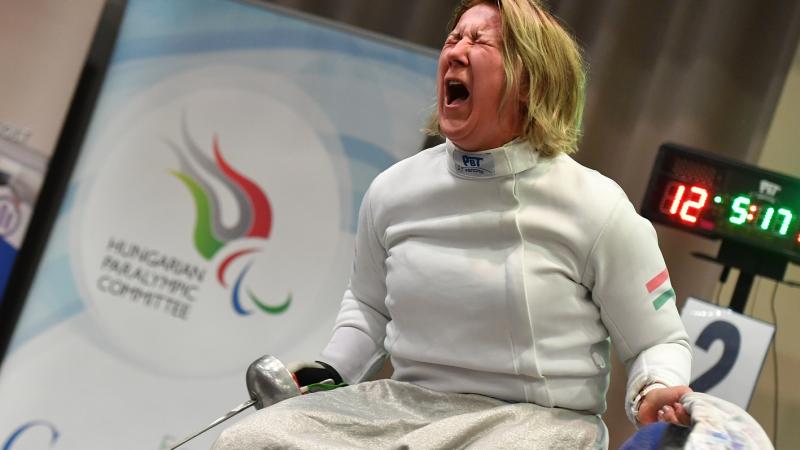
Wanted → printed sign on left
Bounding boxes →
[0,136,47,300]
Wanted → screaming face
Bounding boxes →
[438,3,524,152]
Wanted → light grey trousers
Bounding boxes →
[213,379,607,449]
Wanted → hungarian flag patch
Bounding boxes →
[646,268,675,311]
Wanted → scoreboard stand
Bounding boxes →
[691,241,786,313]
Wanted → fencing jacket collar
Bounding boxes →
[446,138,540,179]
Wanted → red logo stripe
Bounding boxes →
[213,135,272,239]
[217,248,259,287]
[646,268,669,293]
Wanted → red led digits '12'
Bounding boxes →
[659,181,709,224]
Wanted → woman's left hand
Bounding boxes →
[637,385,692,426]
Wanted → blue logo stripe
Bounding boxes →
[3,421,59,450]
[232,262,254,315]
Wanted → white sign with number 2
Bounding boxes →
[681,297,775,409]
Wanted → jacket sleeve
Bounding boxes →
[583,195,693,424]
[319,184,390,383]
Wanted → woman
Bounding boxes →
[215,1,692,448]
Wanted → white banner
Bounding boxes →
[0,1,436,448]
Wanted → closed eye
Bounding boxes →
[445,33,461,45]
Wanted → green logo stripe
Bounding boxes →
[247,288,292,315]
[652,288,676,311]
[172,171,224,259]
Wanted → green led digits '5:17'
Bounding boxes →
[728,195,793,236]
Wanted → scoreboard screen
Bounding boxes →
[641,143,800,263]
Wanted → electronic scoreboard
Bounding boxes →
[641,143,800,264]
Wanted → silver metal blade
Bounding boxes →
[169,398,256,449]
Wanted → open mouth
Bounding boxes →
[445,80,470,106]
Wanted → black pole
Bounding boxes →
[729,271,754,313]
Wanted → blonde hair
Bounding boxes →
[428,0,586,157]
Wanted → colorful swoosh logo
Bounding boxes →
[168,115,290,315]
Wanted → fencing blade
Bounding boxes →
[170,398,256,449]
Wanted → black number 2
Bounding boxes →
[689,320,741,392]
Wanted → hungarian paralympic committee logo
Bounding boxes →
[168,121,291,316]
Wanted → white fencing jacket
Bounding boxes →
[320,139,692,423]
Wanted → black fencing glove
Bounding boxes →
[286,361,344,390]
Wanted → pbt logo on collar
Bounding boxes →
[454,151,495,177]
[462,155,483,167]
